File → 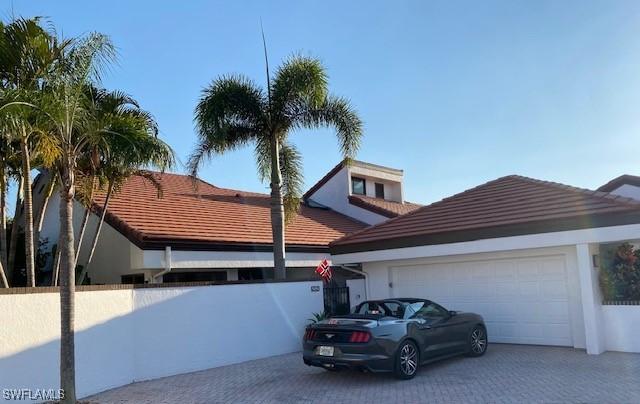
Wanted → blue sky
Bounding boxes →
[7,0,640,207]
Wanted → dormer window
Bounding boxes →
[351,176,366,195]
[375,183,385,199]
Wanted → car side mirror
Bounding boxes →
[449,310,457,316]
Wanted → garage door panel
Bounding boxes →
[540,260,565,279]
[494,262,517,280]
[517,261,540,280]
[495,281,519,298]
[518,281,540,299]
[392,255,572,346]
[542,280,568,299]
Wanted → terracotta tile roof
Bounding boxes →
[331,175,640,254]
[93,172,366,251]
[348,195,422,218]
[597,174,640,193]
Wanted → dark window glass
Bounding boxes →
[351,177,366,195]
[409,302,449,319]
[375,183,385,199]
[121,274,145,284]
[354,301,404,318]
[162,271,227,283]
[238,268,264,280]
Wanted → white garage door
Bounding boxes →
[391,255,572,346]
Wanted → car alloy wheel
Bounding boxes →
[399,342,418,377]
[470,326,487,355]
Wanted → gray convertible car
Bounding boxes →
[303,298,487,379]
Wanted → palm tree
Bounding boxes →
[76,87,174,284]
[188,55,362,279]
[0,17,67,286]
[21,32,116,404]
[0,136,19,287]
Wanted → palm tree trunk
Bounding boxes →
[0,255,8,288]
[78,180,113,285]
[0,162,8,289]
[0,161,8,272]
[20,135,36,287]
[34,174,56,246]
[269,137,286,280]
[51,243,61,286]
[59,165,76,404]
[7,176,22,283]
[74,176,95,266]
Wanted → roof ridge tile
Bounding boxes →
[332,174,640,249]
[510,175,640,207]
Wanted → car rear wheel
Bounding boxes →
[466,325,488,357]
[394,340,419,379]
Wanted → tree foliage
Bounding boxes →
[189,55,363,220]
[599,242,640,301]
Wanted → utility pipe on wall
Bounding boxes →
[153,246,172,283]
[338,265,369,299]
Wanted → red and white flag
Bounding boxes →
[315,259,332,282]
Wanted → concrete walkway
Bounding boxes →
[85,344,640,404]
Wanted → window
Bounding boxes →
[351,176,366,195]
[354,301,405,318]
[238,268,264,280]
[121,274,145,284]
[162,271,227,283]
[375,183,385,199]
[408,301,449,319]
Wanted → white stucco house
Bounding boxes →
[330,174,640,355]
[302,160,421,225]
[36,160,419,285]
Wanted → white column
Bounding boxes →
[576,243,605,354]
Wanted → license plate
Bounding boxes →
[317,346,334,356]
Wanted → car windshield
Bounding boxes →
[354,301,405,318]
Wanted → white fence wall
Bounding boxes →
[0,281,323,401]
[346,278,366,310]
[602,305,640,353]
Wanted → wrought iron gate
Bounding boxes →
[323,286,350,315]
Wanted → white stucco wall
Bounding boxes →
[0,281,323,401]
[87,221,141,284]
[143,249,330,270]
[602,305,640,353]
[609,184,640,201]
[40,192,143,284]
[0,289,135,401]
[346,278,367,310]
[306,166,389,225]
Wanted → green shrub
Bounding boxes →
[307,312,328,324]
[599,242,640,300]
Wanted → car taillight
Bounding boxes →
[349,331,371,343]
[304,329,316,341]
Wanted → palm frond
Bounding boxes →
[279,142,304,222]
[254,138,303,222]
[54,32,116,86]
[189,75,266,179]
[270,55,328,127]
[290,95,363,158]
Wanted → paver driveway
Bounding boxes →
[85,344,640,404]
